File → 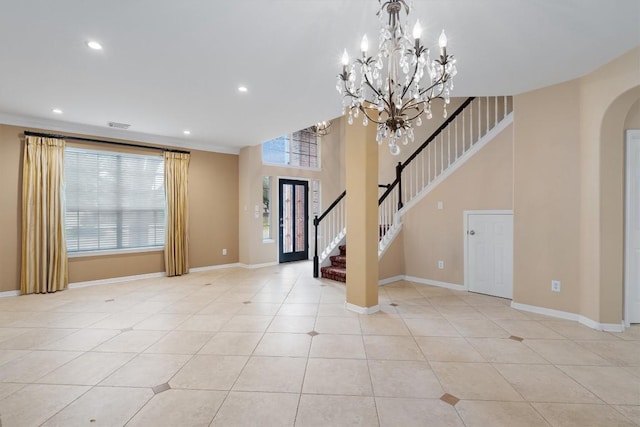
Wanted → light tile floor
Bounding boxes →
[0,261,638,426]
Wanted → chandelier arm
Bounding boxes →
[359,106,387,125]
[341,81,361,103]
[400,68,418,100]
[418,73,449,98]
[387,75,397,121]
[361,72,384,101]
[400,46,426,100]
[361,72,394,112]
[402,105,426,122]
[400,97,425,113]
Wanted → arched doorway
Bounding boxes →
[598,87,640,326]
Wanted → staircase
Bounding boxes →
[320,245,346,282]
[313,96,514,282]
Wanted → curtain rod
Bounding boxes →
[23,130,190,155]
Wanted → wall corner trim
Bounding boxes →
[510,301,625,332]
[345,302,380,314]
[0,290,21,298]
[378,275,404,286]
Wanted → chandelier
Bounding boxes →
[312,120,332,136]
[336,0,457,155]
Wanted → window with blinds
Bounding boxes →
[64,147,165,254]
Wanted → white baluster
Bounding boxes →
[413,159,420,200]
[427,145,431,184]
[447,126,451,168]
[440,134,444,174]
[469,102,473,151]
[455,120,458,160]
[420,151,425,193]
[477,98,481,143]
[462,109,466,153]
[409,162,413,199]
[485,96,489,132]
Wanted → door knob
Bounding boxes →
[468,230,475,235]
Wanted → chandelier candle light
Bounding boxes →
[337,0,457,155]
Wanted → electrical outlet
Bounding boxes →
[222,248,227,256]
[551,280,561,292]
[438,260,444,269]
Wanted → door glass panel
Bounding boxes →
[295,184,306,252]
[283,184,293,253]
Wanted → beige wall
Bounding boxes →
[188,150,239,269]
[0,124,239,291]
[513,46,640,323]
[626,99,640,129]
[378,230,405,281]
[0,126,22,292]
[513,81,582,313]
[401,123,513,285]
[238,118,345,266]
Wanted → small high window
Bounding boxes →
[262,127,319,169]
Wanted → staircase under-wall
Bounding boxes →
[314,96,514,283]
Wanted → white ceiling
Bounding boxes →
[0,0,638,153]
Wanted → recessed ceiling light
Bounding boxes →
[238,86,248,93]
[86,40,103,50]
[183,130,191,135]
[52,108,63,114]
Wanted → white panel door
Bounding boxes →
[626,130,640,324]
[467,213,513,299]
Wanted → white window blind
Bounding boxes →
[64,147,165,253]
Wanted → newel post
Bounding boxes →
[313,215,319,278]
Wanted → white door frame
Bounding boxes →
[625,130,640,326]
[463,209,514,293]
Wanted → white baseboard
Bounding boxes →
[378,275,404,286]
[69,272,167,289]
[189,263,241,273]
[377,274,466,290]
[0,290,21,298]
[403,275,466,291]
[9,262,271,296]
[345,302,380,314]
[511,301,625,332]
[238,262,279,270]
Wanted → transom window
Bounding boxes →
[64,147,165,253]
[262,127,319,168]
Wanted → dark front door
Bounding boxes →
[279,179,309,263]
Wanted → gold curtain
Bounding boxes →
[21,136,68,294]
[164,151,190,276]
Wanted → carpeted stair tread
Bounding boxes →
[321,265,346,283]
[321,245,347,283]
[329,255,347,268]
